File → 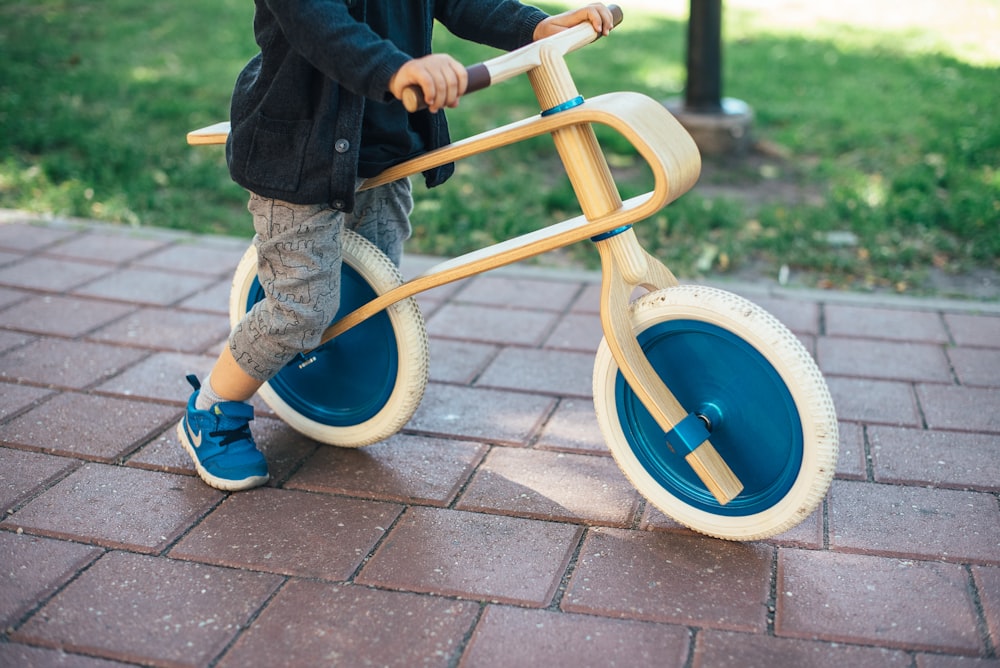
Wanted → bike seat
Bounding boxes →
[187,121,230,145]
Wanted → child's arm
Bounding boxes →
[390,2,617,113]
[388,54,468,114]
[533,3,617,40]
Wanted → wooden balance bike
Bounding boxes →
[188,7,838,540]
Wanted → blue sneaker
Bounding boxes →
[177,374,269,491]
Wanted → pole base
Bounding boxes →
[664,97,753,156]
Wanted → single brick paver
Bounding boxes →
[2,463,222,553]
[776,549,982,654]
[2,215,999,666]
[217,579,480,668]
[948,347,1000,387]
[476,347,595,396]
[826,376,921,425]
[454,446,641,526]
[824,304,951,343]
[426,337,498,383]
[169,487,403,580]
[72,266,219,306]
[0,256,111,292]
[0,532,102,628]
[93,350,214,402]
[917,384,1000,433]
[132,242,245,277]
[0,337,149,389]
[43,231,168,263]
[461,605,691,667]
[12,551,283,667]
[407,382,555,444]
[286,432,487,506]
[0,381,52,420]
[176,278,231,313]
[748,295,821,335]
[817,337,953,383]
[534,397,609,454]
[544,312,605,351]
[0,448,78,513]
[944,313,1000,348]
[570,282,603,313]
[4,294,136,338]
[869,425,1000,492]
[835,420,867,480]
[357,506,581,606]
[828,479,1000,564]
[0,391,178,461]
[88,306,231,353]
[451,274,581,311]
[427,302,560,346]
[564,528,773,631]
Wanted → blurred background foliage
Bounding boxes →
[1,0,997,296]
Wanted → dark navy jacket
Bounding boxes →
[227,0,547,213]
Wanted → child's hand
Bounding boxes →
[389,54,468,113]
[533,2,616,40]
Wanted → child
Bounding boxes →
[178,1,616,491]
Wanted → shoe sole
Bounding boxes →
[176,419,269,492]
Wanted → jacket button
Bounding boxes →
[335,139,350,153]
[332,199,345,210]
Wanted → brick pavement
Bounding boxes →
[1,211,998,667]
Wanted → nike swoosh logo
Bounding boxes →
[186,420,203,448]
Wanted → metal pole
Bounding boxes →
[685,0,723,113]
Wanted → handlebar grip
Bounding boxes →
[401,4,623,113]
[401,63,491,113]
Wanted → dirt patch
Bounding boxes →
[693,140,827,210]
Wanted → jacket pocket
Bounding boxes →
[244,115,312,193]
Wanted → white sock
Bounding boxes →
[195,374,228,411]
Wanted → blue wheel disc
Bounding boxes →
[245,264,399,427]
[614,319,803,515]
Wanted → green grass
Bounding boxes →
[0,0,254,233]
[2,1,997,295]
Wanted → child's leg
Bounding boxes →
[180,195,346,490]
[204,181,411,404]
[224,194,346,387]
[201,346,263,405]
[204,181,410,406]
[348,178,413,266]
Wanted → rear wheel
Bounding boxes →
[229,229,429,446]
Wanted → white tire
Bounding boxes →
[229,228,428,447]
[593,285,837,540]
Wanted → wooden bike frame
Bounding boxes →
[187,8,743,503]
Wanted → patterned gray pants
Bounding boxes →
[229,179,412,381]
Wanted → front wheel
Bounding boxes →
[229,228,429,447]
[593,285,837,540]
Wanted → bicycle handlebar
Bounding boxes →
[402,4,623,113]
